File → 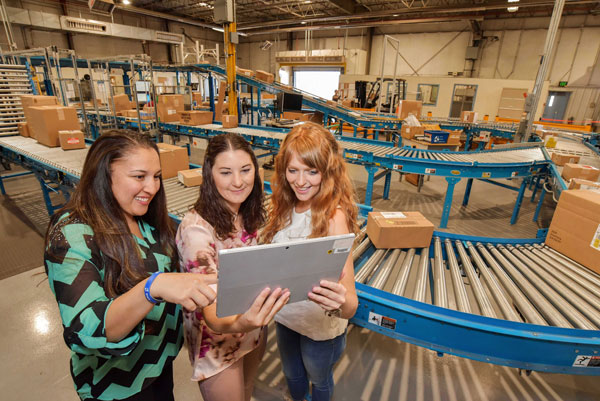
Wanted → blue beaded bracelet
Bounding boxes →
[144,272,163,304]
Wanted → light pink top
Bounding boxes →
[176,209,263,381]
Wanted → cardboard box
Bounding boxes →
[236,67,255,77]
[17,122,29,137]
[546,190,600,274]
[255,70,274,83]
[20,95,59,138]
[551,153,581,166]
[282,111,304,120]
[28,105,80,147]
[111,94,133,112]
[562,164,600,182]
[157,143,189,179]
[157,94,184,122]
[446,130,462,145]
[422,124,441,130]
[181,111,213,126]
[366,211,434,249]
[222,114,238,129]
[397,100,422,120]
[342,99,353,107]
[177,168,203,187]
[191,93,203,105]
[568,179,600,192]
[461,111,478,123]
[401,125,425,140]
[405,173,420,186]
[58,130,86,150]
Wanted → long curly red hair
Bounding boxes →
[261,122,358,243]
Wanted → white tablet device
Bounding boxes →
[216,233,355,317]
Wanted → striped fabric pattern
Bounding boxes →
[44,214,183,400]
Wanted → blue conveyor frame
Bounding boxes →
[351,230,600,376]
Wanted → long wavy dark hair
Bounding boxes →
[44,129,178,298]
[194,133,265,240]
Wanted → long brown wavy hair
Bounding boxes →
[261,122,358,243]
[194,133,265,240]
[44,130,178,298]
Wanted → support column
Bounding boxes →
[533,184,547,222]
[462,178,474,206]
[224,22,238,117]
[441,177,461,229]
[511,178,529,225]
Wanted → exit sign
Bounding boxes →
[558,81,568,87]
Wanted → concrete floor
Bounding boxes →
[1,139,599,400]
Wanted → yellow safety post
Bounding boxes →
[223,22,237,117]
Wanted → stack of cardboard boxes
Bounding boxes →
[546,190,600,274]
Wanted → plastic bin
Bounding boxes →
[424,130,449,144]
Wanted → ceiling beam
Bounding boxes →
[326,0,370,14]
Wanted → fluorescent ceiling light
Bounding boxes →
[212,27,224,32]
[301,21,307,24]
[507,0,520,2]
[123,0,130,4]
[507,6,519,12]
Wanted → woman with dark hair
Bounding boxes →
[44,130,217,401]
[261,122,359,401]
[176,132,289,401]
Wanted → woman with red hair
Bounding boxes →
[262,122,359,401]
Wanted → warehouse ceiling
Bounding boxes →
[122,0,599,34]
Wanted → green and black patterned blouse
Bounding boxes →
[44,213,183,400]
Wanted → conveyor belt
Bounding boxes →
[351,231,600,375]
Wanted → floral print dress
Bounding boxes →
[176,209,263,381]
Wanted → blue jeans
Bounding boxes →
[276,322,346,401]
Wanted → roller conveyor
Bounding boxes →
[352,231,600,375]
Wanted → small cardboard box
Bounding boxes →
[236,67,255,77]
[401,125,425,140]
[422,124,441,130]
[562,164,600,182]
[222,115,238,129]
[461,111,478,123]
[157,143,189,179]
[157,107,180,123]
[446,130,462,145]
[342,99,353,107]
[112,94,133,112]
[366,211,434,249]
[568,178,600,192]
[546,190,600,274]
[28,105,80,147]
[397,100,422,120]
[551,153,581,166]
[181,111,213,126]
[177,168,203,187]
[255,70,274,83]
[58,130,86,150]
[17,122,29,137]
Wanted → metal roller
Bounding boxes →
[352,237,371,262]
[355,249,387,284]
[412,248,430,303]
[369,249,401,290]
[433,237,448,308]
[486,244,563,326]
[475,243,543,324]
[445,239,471,313]
[522,245,600,305]
[391,248,416,297]
[508,245,600,328]
[355,225,368,244]
[497,245,594,330]
[455,240,496,318]
[535,245,600,290]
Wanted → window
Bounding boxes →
[292,67,342,100]
[417,84,439,106]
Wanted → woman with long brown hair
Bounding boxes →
[176,132,289,401]
[261,122,359,401]
[44,130,216,401]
